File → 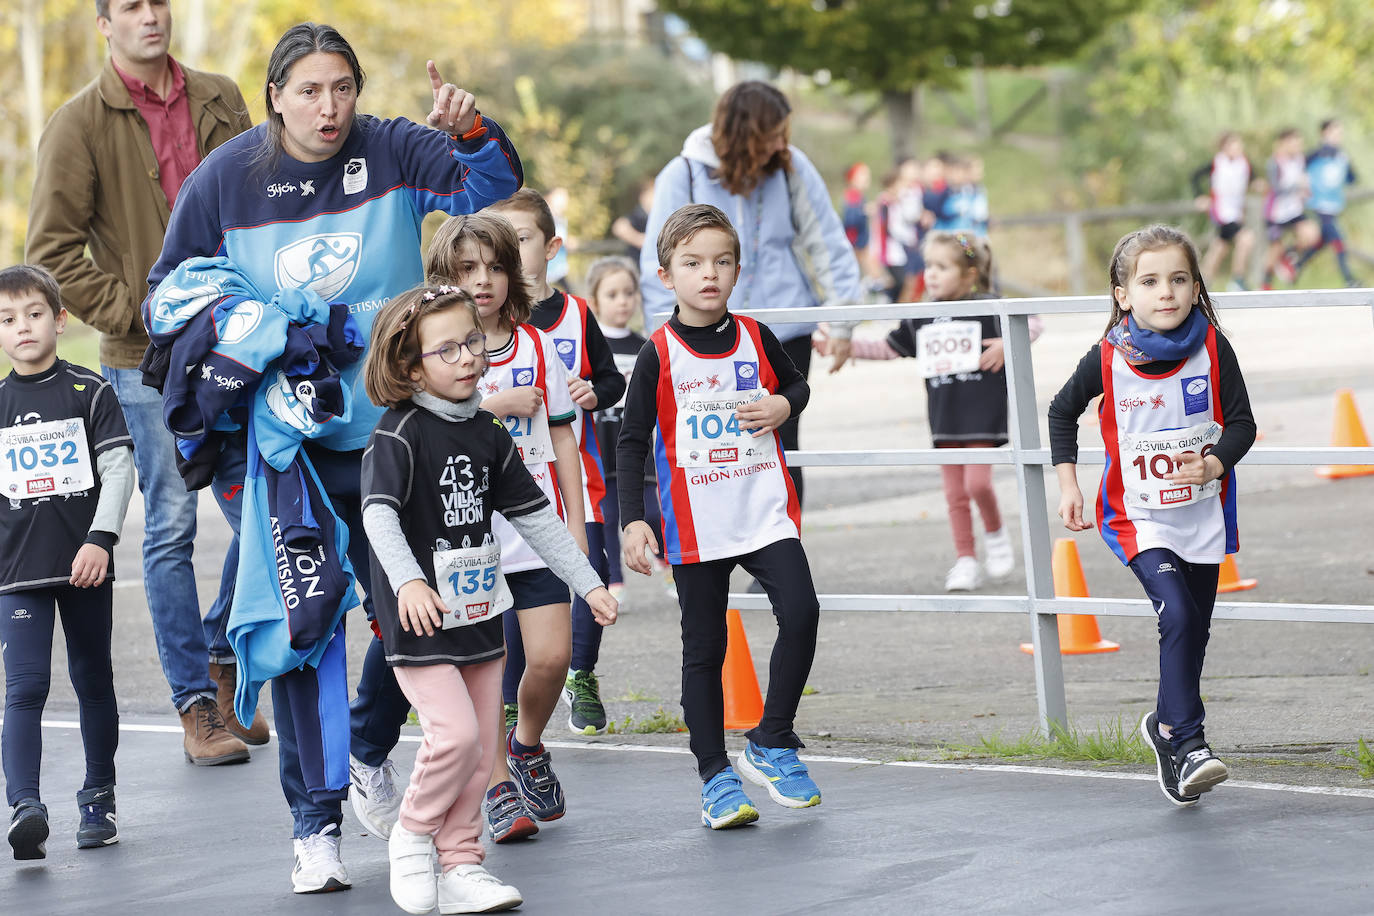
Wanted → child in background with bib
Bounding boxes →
[619,204,822,829]
[360,286,615,914]
[423,214,590,843]
[0,266,134,860]
[825,231,1033,592]
[1048,224,1255,808]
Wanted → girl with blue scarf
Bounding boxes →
[1047,225,1257,809]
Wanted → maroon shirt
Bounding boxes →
[113,57,200,209]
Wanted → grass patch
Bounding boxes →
[937,716,1152,766]
[1339,738,1374,779]
[801,685,819,696]
[606,706,686,735]
[614,686,659,702]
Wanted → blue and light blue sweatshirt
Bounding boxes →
[640,125,860,342]
[1306,144,1357,215]
[146,113,523,451]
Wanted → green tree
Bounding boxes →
[657,0,1131,159]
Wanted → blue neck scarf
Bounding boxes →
[1105,308,1208,363]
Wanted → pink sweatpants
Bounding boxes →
[940,460,1002,558]
[393,658,503,869]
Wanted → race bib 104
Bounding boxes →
[675,391,775,468]
[503,410,554,466]
[916,321,982,378]
[0,418,94,500]
[433,540,513,629]
[1118,422,1223,510]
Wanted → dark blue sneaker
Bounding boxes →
[700,767,759,829]
[76,785,118,848]
[9,800,48,860]
[1140,711,1200,808]
[738,741,821,808]
[483,781,538,844]
[507,738,565,822]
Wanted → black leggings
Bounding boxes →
[1,583,117,805]
[673,538,820,781]
[779,334,812,507]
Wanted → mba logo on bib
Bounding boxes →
[734,361,758,391]
[554,338,577,370]
[513,369,535,387]
[1181,375,1210,415]
[274,233,361,302]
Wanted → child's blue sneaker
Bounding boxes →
[737,741,822,809]
[700,768,759,829]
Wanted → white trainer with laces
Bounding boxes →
[944,555,980,592]
[437,863,522,914]
[291,824,351,894]
[389,822,438,914]
[983,528,1016,580]
[350,754,403,839]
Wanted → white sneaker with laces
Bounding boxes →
[350,754,403,839]
[983,528,1015,580]
[944,556,980,592]
[291,824,351,894]
[437,864,522,914]
[389,822,437,914]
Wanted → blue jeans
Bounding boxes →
[103,367,240,710]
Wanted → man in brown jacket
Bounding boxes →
[25,0,261,765]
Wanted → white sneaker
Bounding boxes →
[983,528,1015,580]
[350,754,403,839]
[291,824,351,894]
[437,864,522,914]
[944,556,980,592]
[389,822,437,914]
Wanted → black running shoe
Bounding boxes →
[76,785,118,848]
[8,800,48,860]
[1140,711,1200,807]
[1177,743,1230,796]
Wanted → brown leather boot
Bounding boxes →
[180,696,250,766]
[209,661,271,745]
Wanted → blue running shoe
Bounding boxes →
[700,768,759,829]
[76,785,118,848]
[483,781,538,844]
[507,738,565,822]
[737,741,821,809]
[8,800,48,860]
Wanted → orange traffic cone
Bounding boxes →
[1216,554,1257,593]
[722,608,764,729]
[1316,389,1374,479]
[1020,538,1120,655]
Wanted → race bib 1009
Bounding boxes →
[675,391,775,468]
[0,418,94,500]
[916,321,982,378]
[433,540,513,629]
[1118,422,1223,510]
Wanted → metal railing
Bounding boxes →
[717,287,1374,735]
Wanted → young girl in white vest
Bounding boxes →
[1048,224,1256,807]
[618,204,822,829]
[824,231,1037,591]
[361,286,615,913]
[424,214,592,843]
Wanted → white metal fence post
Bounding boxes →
[1003,309,1068,736]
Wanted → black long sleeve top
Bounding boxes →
[615,310,810,526]
[529,291,626,410]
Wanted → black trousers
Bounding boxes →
[778,334,812,506]
[673,538,820,780]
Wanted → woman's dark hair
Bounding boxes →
[253,23,365,173]
[711,81,792,197]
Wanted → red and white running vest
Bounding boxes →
[1097,325,1238,565]
[544,292,608,524]
[481,324,576,573]
[651,315,801,565]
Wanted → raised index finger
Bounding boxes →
[427,60,444,97]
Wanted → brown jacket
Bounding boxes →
[25,59,252,368]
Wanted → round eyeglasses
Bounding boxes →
[420,333,487,364]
